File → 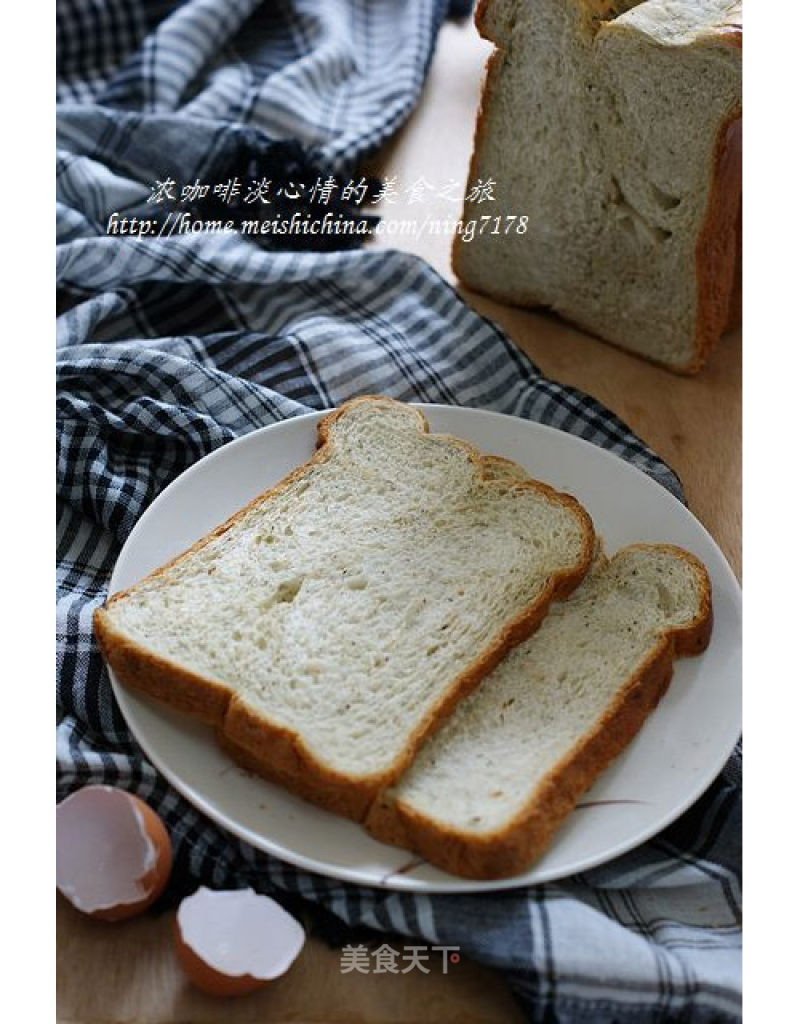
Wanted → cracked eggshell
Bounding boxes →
[174,887,306,996]
[56,785,172,921]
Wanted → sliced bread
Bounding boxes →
[95,397,595,819]
[365,544,712,878]
[454,0,742,373]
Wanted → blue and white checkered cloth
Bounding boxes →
[56,3,742,1020]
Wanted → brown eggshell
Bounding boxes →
[56,785,172,921]
[173,887,306,997]
[173,919,270,997]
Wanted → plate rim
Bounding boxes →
[108,403,741,893]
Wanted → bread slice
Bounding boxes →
[453,0,742,374]
[95,397,595,820]
[365,544,712,878]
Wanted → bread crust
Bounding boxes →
[453,1,742,376]
[724,199,742,331]
[364,543,713,879]
[690,113,742,373]
[451,43,502,292]
[95,396,595,822]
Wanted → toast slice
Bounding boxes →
[365,544,712,878]
[453,0,742,373]
[95,397,595,819]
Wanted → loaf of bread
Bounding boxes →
[454,0,742,374]
[95,397,595,821]
[366,543,712,878]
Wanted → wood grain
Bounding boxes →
[58,16,740,1024]
[57,894,524,1024]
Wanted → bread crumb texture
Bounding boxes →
[102,398,593,781]
[385,545,709,837]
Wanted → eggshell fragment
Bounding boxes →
[174,887,306,996]
[56,785,172,921]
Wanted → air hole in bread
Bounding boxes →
[650,182,682,211]
[275,578,303,604]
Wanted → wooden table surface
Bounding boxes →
[57,18,741,1024]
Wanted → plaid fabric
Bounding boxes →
[56,3,742,1021]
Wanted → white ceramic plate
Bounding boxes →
[108,405,741,893]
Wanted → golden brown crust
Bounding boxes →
[474,0,492,37]
[453,2,742,376]
[451,43,503,289]
[365,543,713,879]
[95,396,595,823]
[690,114,742,373]
[94,613,233,726]
[724,199,742,331]
[217,730,374,821]
[703,16,742,50]
[474,0,504,41]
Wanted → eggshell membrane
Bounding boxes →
[56,785,172,921]
[174,887,306,997]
